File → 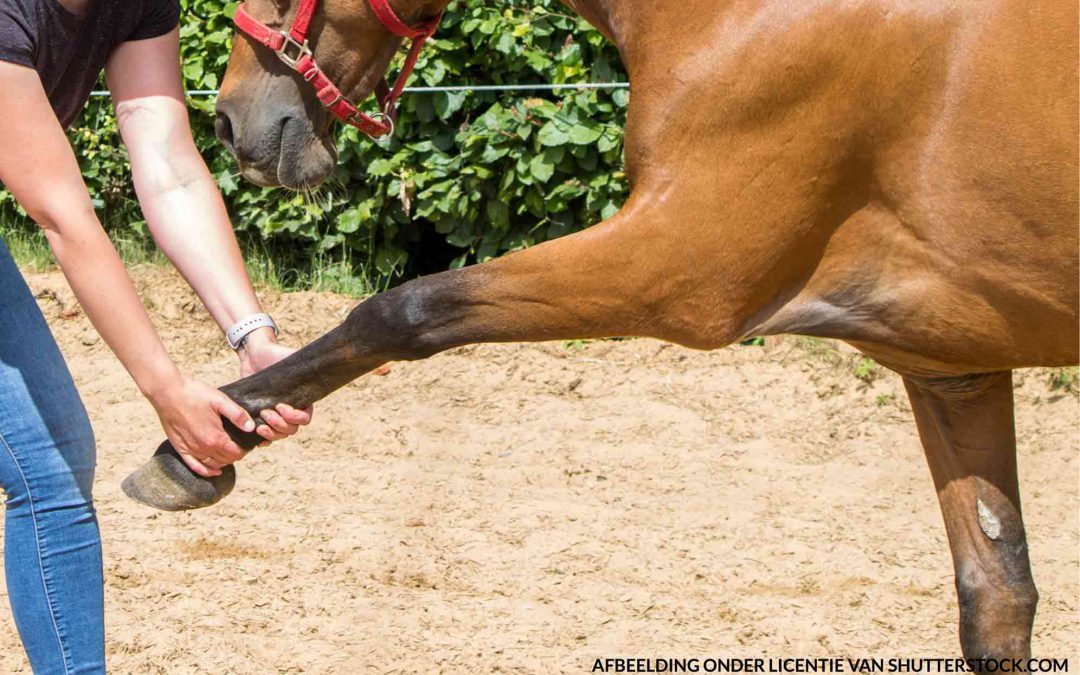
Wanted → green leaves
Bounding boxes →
[529,151,556,183]
[537,121,569,147]
[568,119,603,145]
[432,90,467,119]
[53,0,631,286]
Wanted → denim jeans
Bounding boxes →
[0,239,104,674]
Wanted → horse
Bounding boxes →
[122,0,1078,660]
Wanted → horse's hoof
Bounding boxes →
[121,441,236,511]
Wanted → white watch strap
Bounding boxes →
[226,313,279,350]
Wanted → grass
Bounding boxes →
[237,236,378,297]
[0,222,56,272]
[0,212,376,298]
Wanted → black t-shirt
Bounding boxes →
[0,0,180,128]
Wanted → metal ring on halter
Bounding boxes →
[365,112,395,142]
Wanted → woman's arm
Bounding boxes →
[0,60,254,477]
[105,29,310,441]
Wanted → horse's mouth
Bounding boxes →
[237,162,282,189]
[232,133,337,190]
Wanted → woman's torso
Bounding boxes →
[0,0,179,127]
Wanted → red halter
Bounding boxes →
[233,0,441,140]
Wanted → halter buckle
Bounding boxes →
[358,111,395,142]
[276,33,311,70]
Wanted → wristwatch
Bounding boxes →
[226,313,279,351]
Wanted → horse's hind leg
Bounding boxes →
[902,371,1037,659]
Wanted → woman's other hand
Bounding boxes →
[237,330,313,446]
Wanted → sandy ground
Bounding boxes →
[0,266,1075,674]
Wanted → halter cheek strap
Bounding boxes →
[233,0,441,140]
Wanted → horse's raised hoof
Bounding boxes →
[122,441,236,511]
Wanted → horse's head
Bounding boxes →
[216,0,445,189]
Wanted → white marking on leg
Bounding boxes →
[977,498,1001,540]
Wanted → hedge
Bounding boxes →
[0,0,629,284]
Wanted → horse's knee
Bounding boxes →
[955,559,1038,660]
[345,271,473,360]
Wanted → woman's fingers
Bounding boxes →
[176,432,240,472]
[153,377,257,474]
[277,404,313,426]
[212,394,256,435]
[177,450,221,478]
[255,403,309,442]
[255,424,277,442]
[220,439,245,461]
[241,402,314,446]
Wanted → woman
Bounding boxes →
[0,0,312,671]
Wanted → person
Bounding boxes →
[0,0,313,671]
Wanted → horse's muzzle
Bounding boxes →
[214,101,336,190]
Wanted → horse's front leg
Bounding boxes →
[228,195,713,408]
[903,371,1038,661]
[122,194,715,510]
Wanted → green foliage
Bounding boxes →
[1,0,629,286]
[852,356,880,384]
[1048,367,1079,394]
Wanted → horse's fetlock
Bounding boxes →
[955,559,1037,660]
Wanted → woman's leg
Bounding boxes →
[0,239,104,675]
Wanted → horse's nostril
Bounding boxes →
[215,110,236,152]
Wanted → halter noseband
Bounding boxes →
[234,0,442,141]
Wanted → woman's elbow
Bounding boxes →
[26,200,98,236]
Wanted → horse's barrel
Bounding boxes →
[122,441,236,511]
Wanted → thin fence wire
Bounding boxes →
[88,82,630,98]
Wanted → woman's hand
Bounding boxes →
[237,331,313,446]
[146,374,257,477]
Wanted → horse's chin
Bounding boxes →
[239,133,338,190]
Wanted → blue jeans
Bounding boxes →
[0,239,104,674]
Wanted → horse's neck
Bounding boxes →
[557,0,686,68]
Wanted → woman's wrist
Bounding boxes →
[237,326,278,372]
[136,359,185,405]
[237,325,277,351]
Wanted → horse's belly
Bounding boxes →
[754,202,1079,374]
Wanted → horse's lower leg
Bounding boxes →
[903,371,1038,660]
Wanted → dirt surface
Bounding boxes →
[0,266,1075,674]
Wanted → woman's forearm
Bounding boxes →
[139,160,265,330]
[118,98,272,345]
[145,170,263,328]
[41,210,182,399]
[104,35,312,450]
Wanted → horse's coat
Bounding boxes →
[125,0,1078,661]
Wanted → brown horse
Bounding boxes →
[124,0,1078,660]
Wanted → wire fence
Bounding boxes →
[88,82,631,98]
